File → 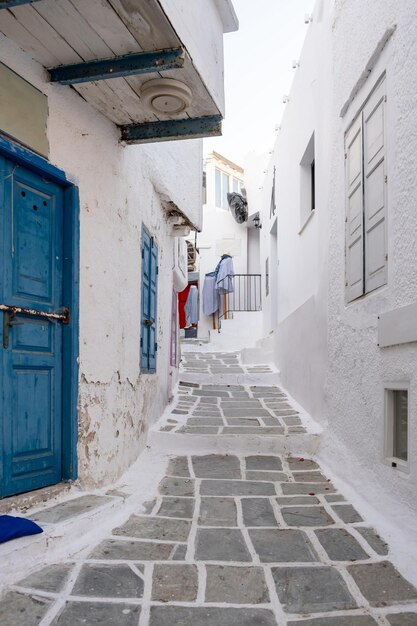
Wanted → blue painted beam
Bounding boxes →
[0,0,41,7]
[120,115,222,144]
[49,48,184,85]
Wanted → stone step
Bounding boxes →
[179,370,281,386]
[148,429,321,458]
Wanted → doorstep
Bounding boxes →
[0,487,123,593]
[0,482,72,516]
[0,448,170,595]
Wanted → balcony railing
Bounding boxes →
[217,274,262,331]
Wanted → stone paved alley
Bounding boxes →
[1,351,417,625]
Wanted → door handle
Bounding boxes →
[143,319,153,327]
[2,312,23,349]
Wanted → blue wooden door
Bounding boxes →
[140,228,158,373]
[0,156,64,497]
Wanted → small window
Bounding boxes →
[385,385,408,469]
[310,159,315,212]
[232,177,239,193]
[265,257,269,296]
[202,171,207,205]
[299,132,315,228]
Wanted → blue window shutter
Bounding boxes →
[148,239,158,373]
[140,228,158,373]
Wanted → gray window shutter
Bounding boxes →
[363,78,387,293]
[345,116,364,302]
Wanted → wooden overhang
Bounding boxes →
[0,0,223,143]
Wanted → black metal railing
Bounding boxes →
[217,274,262,331]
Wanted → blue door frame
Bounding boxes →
[0,135,79,491]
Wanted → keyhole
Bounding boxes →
[33,205,38,211]
[21,191,26,197]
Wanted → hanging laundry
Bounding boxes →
[203,272,218,315]
[216,254,234,294]
[185,285,199,327]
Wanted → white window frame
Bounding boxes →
[345,74,388,304]
[214,168,230,210]
[215,168,222,208]
[221,171,229,210]
[384,382,410,473]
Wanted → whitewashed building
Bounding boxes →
[194,151,263,348]
[254,0,417,515]
[198,151,245,338]
[0,0,238,498]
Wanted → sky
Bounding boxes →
[204,0,316,166]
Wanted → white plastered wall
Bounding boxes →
[250,0,417,519]
[251,0,332,420]
[323,0,417,515]
[0,33,202,488]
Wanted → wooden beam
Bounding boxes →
[49,48,184,85]
[120,115,222,144]
[0,0,41,7]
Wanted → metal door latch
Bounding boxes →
[2,311,23,349]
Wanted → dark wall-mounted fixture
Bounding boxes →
[252,215,262,230]
[253,215,262,229]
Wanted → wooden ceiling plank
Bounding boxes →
[0,8,59,66]
[0,6,134,125]
[107,77,158,122]
[107,0,178,51]
[68,0,141,56]
[74,80,134,126]
[34,0,113,61]
[33,0,145,123]
[10,4,83,65]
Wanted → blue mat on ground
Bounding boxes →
[0,515,43,544]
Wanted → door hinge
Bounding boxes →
[384,95,387,102]
[385,253,388,261]
[345,216,348,223]
[384,175,388,183]
[156,266,159,275]
[140,337,143,347]
[344,152,347,160]
[151,236,154,247]
[154,342,158,352]
[141,247,144,259]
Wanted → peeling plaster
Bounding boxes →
[0,34,202,490]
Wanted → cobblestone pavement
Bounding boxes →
[180,351,274,375]
[1,361,417,625]
[161,382,306,435]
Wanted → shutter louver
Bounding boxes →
[148,240,158,373]
[345,117,364,302]
[140,229,158,373]
[363,79,387,293]
[140,231,151,372]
